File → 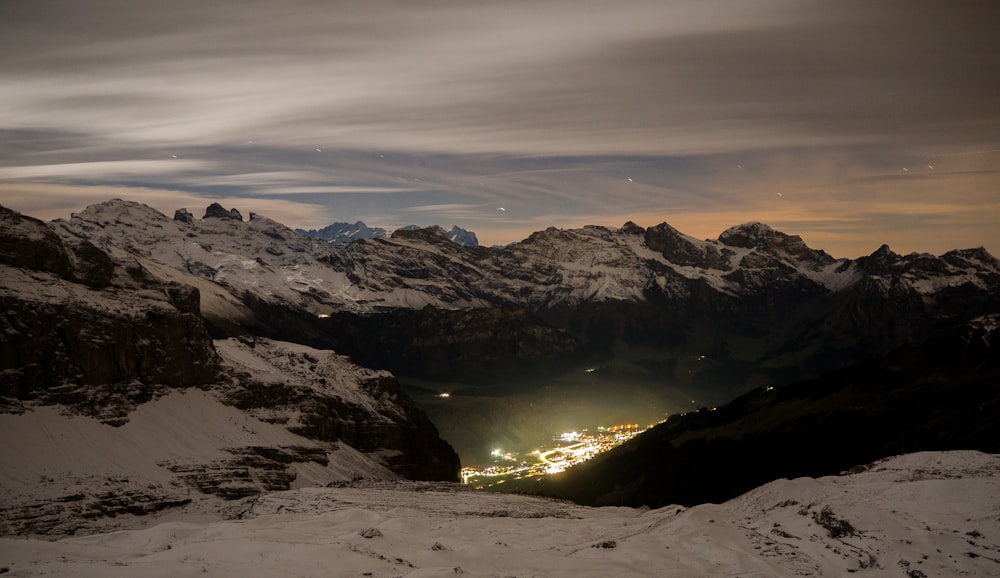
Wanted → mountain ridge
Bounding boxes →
[41,198,1000,396]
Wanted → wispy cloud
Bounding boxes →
[1,0,998,256]
[0,160,209,181]
[0,182,335,229]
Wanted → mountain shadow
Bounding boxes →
[536,315,1000,507]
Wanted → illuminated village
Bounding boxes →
[461,423,649,488]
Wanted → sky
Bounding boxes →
[1,0,998,257]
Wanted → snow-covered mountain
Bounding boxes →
[295,220,388,245]
[50,199,999,315]
[445,224,479,247]
[295,220,480,248]
[1,451,998,576]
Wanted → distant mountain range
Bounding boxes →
[296,220,388,244]
[296,220,479,247]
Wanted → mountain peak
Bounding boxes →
[621,221,645,235]
[645,222,732,270]
[446,225,479,247]
[718,222,776,248]
[392,224,448,241]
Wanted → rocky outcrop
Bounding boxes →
[161,445,331,500]
[1,204,466,540]
[213,337,461,482]
[0,206,220,423]
[446,225,479,247]
[0,486,193,537]
[204,202,243,220]
[3,203,461,478]
[645,222,732,270]
[173,207,195,224]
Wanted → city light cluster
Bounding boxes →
[461,423,648,488]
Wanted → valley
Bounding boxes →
[2,200,998,561]
[398,367,707,467]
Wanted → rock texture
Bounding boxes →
[213,336,460,482]
[0,205,219,423]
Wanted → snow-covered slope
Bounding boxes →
[1,451,997,576]
[0,389,396,537]
[0,335,459,537]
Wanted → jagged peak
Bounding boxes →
[942,246,1000,269]
[173,208,195,224]
[391,224,449,241]
[204,203,243,221]
[445,225,479,247]
[621,221,645,235]
[870,244,898,259]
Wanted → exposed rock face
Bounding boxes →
[161,445,331,500]
[0,486,193,537]
[446,225,479,247]
[0,205,75,277]
[204,202,242,221]
[173,208,195,224]
[0,206,220,423]
[213,337,461,481]
[645,222,732,270]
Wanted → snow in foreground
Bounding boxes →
[2,451,999,577]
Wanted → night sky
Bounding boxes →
[2,0,998,256]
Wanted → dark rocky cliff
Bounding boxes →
[0,205,219,423]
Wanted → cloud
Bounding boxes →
[0,160,209,181]
[1,0,997,257]
[0,182,335,229]
[5,0,994,156]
